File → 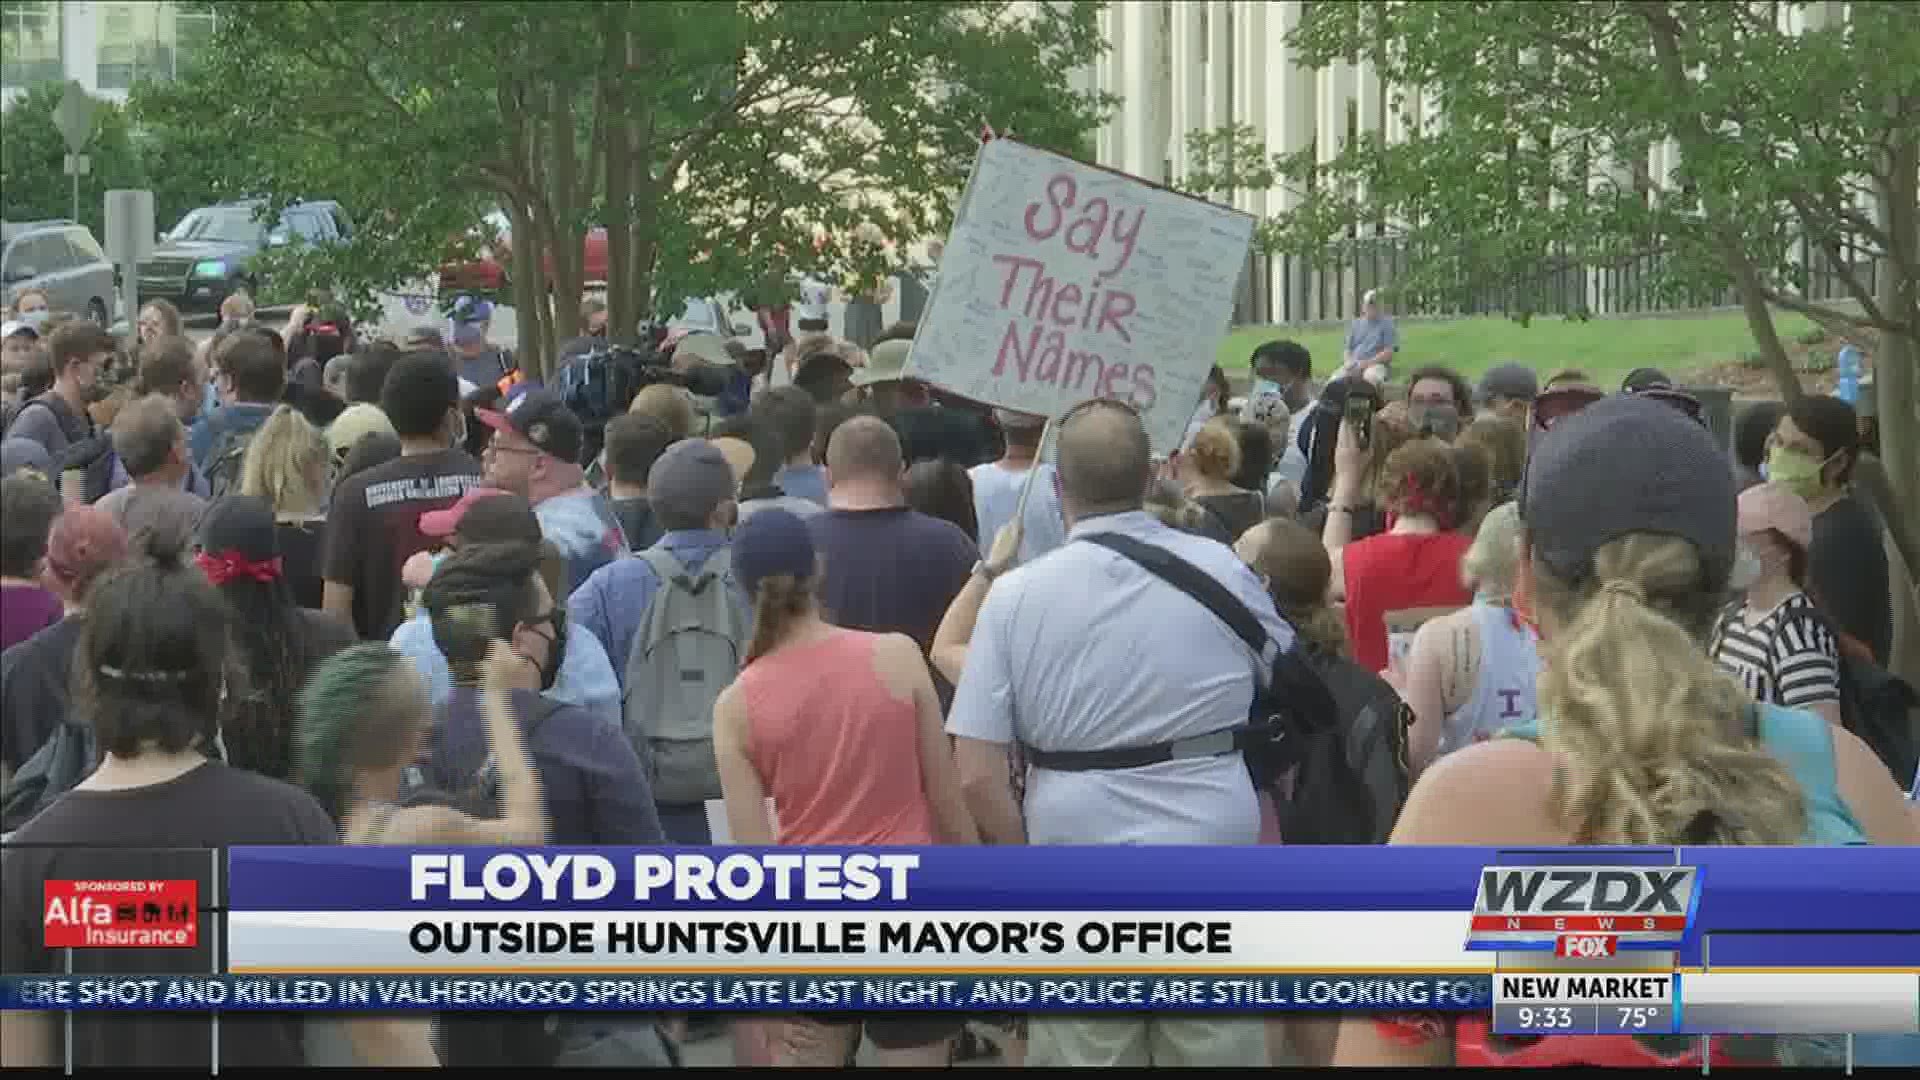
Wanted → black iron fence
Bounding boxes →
[1238,234,1881,325]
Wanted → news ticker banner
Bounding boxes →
[4,845,1914,1028]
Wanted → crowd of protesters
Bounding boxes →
[0,273,1915,1071]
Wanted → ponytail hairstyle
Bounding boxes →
[1238,519,1351,658]
[744,571,817,665]
[77,527,237,762]
[1527,532,1806,845]
[241,405,328,515]
[297,643,426,825]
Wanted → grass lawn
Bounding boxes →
[1216,310,1817,389]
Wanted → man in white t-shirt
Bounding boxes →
[968,408,1066,565]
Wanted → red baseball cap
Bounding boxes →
[418,486,513,539]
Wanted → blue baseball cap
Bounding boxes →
[731,507,817,593]
[450,295,494,325]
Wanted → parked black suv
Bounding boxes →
[137,199,353,310]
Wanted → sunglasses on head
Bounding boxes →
[1529,384,1704,433]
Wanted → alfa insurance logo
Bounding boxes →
[44,879,199,948]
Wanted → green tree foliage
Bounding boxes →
[134,0,1110,376]
[0,82,148,237]
[1181,0,1919,603]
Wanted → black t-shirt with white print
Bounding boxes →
[1711,591,1842,711]
[323,447,481,639]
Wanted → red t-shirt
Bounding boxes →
[1342,531,1474,673]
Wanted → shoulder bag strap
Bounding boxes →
[1080,532,1268,660]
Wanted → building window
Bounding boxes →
[1,1,63,88]
[173,1,218,75]
[97,2,218,90]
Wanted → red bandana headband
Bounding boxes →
[195,549,283,587]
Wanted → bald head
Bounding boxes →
[825,415,905,485]
[1057,402,1150,517]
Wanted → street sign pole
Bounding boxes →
[54,81,100,225]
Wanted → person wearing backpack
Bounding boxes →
[1233,515,1411,1067]
[189,330,285,499]
[0,506,127,804]
[3,321,110,464]
[944,399,1286,1068]
[1331,394,1917,1069]
[570,438,745,845]
[415,539,674,1068]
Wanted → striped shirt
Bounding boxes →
[1711,592,1841,710]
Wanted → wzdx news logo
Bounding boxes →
[44,880,198,948]
[1467,865,1696,954]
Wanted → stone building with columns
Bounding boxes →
[1076,0,1851,326]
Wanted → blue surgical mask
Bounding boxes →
[1757,461,1769,481]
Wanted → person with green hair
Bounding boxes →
[297,633,547,1066]
[296,637,546,846]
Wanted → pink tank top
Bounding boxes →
[738,629,936,846]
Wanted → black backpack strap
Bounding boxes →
[1019,533,1277,775]
[1080,532,1270,661]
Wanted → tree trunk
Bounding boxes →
[549,81,582,341]
[506,198,548,380]
[1869,109,1920,686]
[602,51,635,345]
[1731,259,1806,409]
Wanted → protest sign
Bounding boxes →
[904,139,1254,451]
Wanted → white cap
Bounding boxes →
[1362,288,1380,306]
[1,320,36,340]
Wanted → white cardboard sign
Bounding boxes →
[904,139,1254,451]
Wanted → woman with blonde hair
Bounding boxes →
[1181,416,1266,541]
[1334,395,1915,1069]
[713,508,975,1067]
[1397,501,1540,773]
[239,404,330,608]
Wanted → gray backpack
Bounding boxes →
[622,547,747,806]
